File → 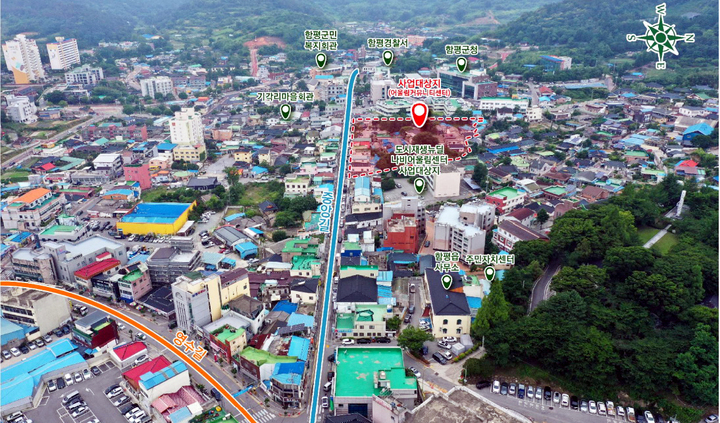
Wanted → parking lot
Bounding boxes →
[26,360,124,423]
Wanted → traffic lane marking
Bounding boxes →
[0,280,258,423]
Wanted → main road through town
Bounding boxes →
[308,68,359,423]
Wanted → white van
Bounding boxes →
[62,390,80,404]
[323,382,332,392]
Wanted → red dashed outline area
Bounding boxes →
[347,116,485,178]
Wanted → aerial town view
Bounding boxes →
[0,1,718,423]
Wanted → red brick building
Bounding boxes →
[384,214,419,253]
[123,163,152,189]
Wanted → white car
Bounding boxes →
[617,406,626,418]
[10,347,20,357]
[47,379,57,392]
[492,380,501,394]
[606,401,615,416]
[83,369,92,380]
[553,391,561,404]
[561,394,569,407]
[441,337,457,343]
[107,387,123,398]
[589,400,597,414]
[341,338,355,345]
[645,411,656,423]
[64,373,74,386]
[71,407,88,418]
[526,386,534,399]
[535,388,542,400]
[408,367,421,378]
[627,407,636,421]
[73,372,83,383]
[598,401,607,415]
[437,341,451,350]
[321,396,329,408]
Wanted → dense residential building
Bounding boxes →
[46,37,80,70]
[433,201,494,258]
[74,255,122,290]
[72,310,120,352]
[123,163,153,189]
[478,97,529,112]
[384,214,420,253]
[493,219,548,251]
[140,76,174,98]
[64,65,104,85]
[0,188,66,230]
[0,288,72,335]
[147,247,202,285]
[170,107,204,145]
[486,187,527,214]
[171,272,223,334]
[82,123,148,141]
[2,34,45,84]
[43,236,128,285]
[424,270,472,338]
[2,94,37,123]
[422,164,463,198]
[93,153,124,177]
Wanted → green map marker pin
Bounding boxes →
[414,178,425,194]
[456,56,468,73]
[441,274,453,290]
[484,266,496,282]
[382,50,394,66]
[280,104,291,120]
[316,52,327,69]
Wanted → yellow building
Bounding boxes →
[219,268,251,305]
[424,270,472,339]
[233,149,253,163]
[173,143,206,163]
[172,272,223,334]
[116,202,195,235]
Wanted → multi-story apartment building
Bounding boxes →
[433,201,494,258]
[146,247,202,285]
[2,34,45,84]
[93,153,124,177]
[46,37,80,70]
[0,188,66,230]
[0,288,72,336]
[65,65,104,85]
[140,76,173,98]
[3,94,37,123]
[172,272,223,334]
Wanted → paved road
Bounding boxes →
[643,224,671,248]
[527,81,540,107]
[528,258,562,312]
[310,69,359,423]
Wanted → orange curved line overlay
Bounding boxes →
[0,280,257,423]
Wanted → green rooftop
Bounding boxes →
[336,314,354,331]
[121,268,144,282]
[40,225,79,235]
[544,186,566,195]
[488,187,521,200]
[237,347,297,366]
[335,347,417,398]
[291,255,320,270]
[282,239,319,255]
[355,304,387,323]
[214,327,245,343]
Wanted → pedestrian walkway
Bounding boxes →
[251,409,274,423]
[643,224,671,248]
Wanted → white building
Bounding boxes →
[141,76,174,98]
[170,107,204,145]
[433,201,494,258]
[314,80,346,101]
[47,37,80,70]
[65,65,104,85]
[371,79,396,102]
[2,34,45,84]
[478,97,529,112]
[171,273,222,335]
[93,153,123,177]
[526,106,543,122]
[0,288,72,339]
[423,164,463,198]
[3,94,37,123]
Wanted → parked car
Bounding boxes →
[475,380,491,390]
[570,396,579,410]
[328,353,335,363]
[627,406,637,422]
[645,411,656,423]
[535,388,542,400]
[57,377,66,389]
[553,391,561,404]
[19,345,29,354]
[47,379,57,392]
[356,338,371,344]
[28,342,36,350]
[408,305,415,314]
[543,386,552,401]
[43,335,52,344]
[424,241,431,248]
[71,407,88,418]
[106,387,123,398]
[598,401,607,415]
[113,395,129,407]
[581,400,588,413]
[517,384,525,399]
[442,337,457,343]
[91,366,101,376]
[589,400,598,414]
[561,394,569,407]
[73,372,82,383]
[526,386,534,399]
[341,338,355,345]
[508,383,517,396]
[401,192,408,196]
[607,401,616,416]
[327,371,334,382]
[409,367,421,378]
[134,354,148,365]
[492,380,501,394]
[321,396,330,409]
[64,373,74,386]
[432,352,447,365]
[403,315,411,323]
[3,350,13,359]
[617,406,626,418]
[706,415,719,423]
[500,382,508,395]
[437,341,451,349]
[376,337,391,343]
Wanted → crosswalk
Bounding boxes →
[251,409,274,423]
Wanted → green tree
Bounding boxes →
[274,211,298,228]
[380,177,396,191]
[386,316,401,331]
[674,324,719,406]
[272,230,288,242]
[471,281,510,341]
[472,162,488,187]
[510,240,551,268]
[551,265,607,298]
[224,167,240,186]
[178,92,188,100]
[536,208,550,225]
[397,327,433,354]
[604,246,656,281]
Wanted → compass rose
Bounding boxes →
[626,3,695,69]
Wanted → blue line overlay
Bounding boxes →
[308,68,359,423]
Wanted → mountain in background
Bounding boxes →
[490,0,718,64]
